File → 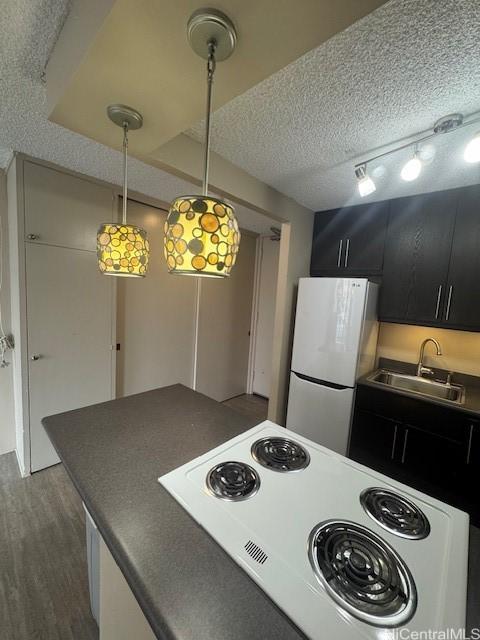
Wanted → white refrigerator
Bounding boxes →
[286,277,378,455]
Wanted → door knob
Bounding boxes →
[27,234,39,240]
[30,354,42,361]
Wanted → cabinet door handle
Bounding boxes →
[466,424,474,464]
[445,285,453,321]
[434,285,442,319]
[337,239,343,268]
[344,239,350,268]
[391,424,398,460]
[401,428,409,464]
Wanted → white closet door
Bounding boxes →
[116,200,197,397]
[196,232,256,402]
[26,243,114,472]
[253,236,280,398]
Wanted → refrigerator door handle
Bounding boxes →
[292,371,351,391]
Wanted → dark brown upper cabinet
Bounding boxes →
[443,184,480,330]
[310,184,480,331]
[310,201,389,276]
[310,209,346,273]
[379,191,457,325]
[380,185,480,330]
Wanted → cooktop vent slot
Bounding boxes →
[245,540,268,564]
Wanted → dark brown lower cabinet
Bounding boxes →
[349,385,479,524]
[348,409,399,475]
[399,425,466,496]
[464,420,480,512]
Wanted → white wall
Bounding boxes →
[5,151,311,472]
[0,171,16,455]
[268,217,313,423]
[377,322,480,375]
[117,200,258,402]
[5,156,265,473]
[116,199,197,396]
[153,135,315,422]
[196,232,257,402]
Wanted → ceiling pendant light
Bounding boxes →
[97,105,149,277]
[355,164,376,197]
[401,146,422,182]
[464,132,480,163]
[164,9,240,277]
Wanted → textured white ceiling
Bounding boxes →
[187,0,480,211]
[0,0,274,234]
[4,0,480,222]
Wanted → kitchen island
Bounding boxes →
[42,384,304,640]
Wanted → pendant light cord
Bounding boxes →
[202,40,216,196]
[122,121,129,225]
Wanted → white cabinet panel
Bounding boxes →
[26,243,114,472]
[24,161,114,251]
[100,537,156,640]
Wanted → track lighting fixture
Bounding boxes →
[355,164,376,197]
[354,112,480,196]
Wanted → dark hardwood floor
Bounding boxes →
[222,393,269,422]
[0,453,98,640]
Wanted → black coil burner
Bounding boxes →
[251,437,310,472]
[360,488,430,540]
[206,461,260,501]
[308,520,417,627]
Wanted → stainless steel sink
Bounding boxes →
[367,370,465,404]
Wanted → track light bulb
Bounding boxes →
[464,133,480,163]
[401,155,422,182]
[355,165,376,197]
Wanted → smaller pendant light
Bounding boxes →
[97,105,149,277]
[164,9,240,277]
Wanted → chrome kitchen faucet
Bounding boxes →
[416,338,442,378]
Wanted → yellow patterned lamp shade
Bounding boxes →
[164,196,241,277]
[97,223,149,277]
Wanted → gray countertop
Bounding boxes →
[358,358,480,417]
[43,384,305,640]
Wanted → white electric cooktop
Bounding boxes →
[159,420,469,640]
